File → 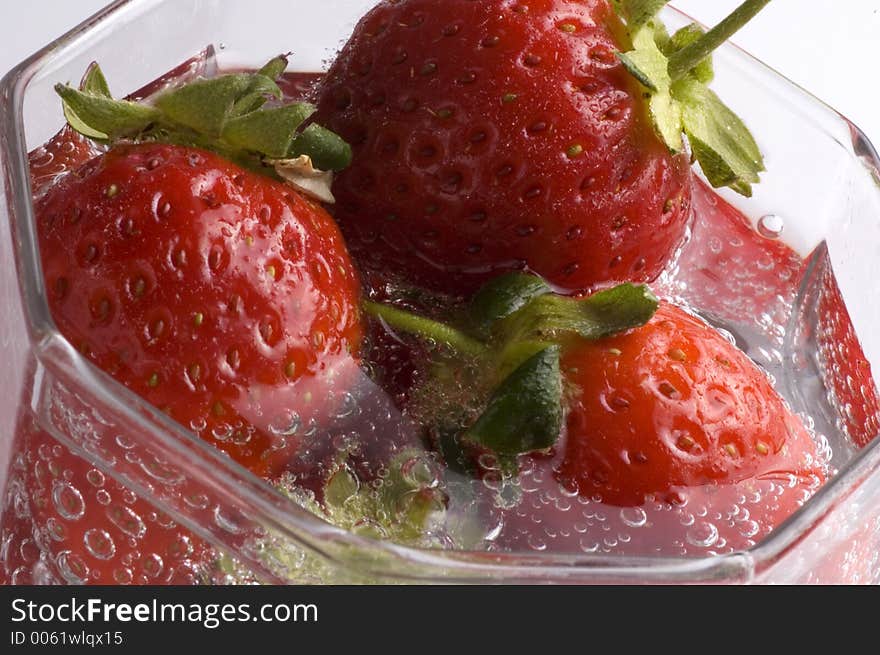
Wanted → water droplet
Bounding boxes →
[757,214,784,239]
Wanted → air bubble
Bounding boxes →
[107,505,146,539]
[56,550,89,583]
[142,553,164,578]
[620,507,647,528]
[85,469,105,487]
[46,517,66,541]
[214,506,247,535]
[84,529,116,560]
[113,567,133,584]
[686,521,719,548]
[400,456,439,489]
[52,480,85,520]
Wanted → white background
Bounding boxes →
[1,0,879,144]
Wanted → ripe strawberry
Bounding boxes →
[366,276,824,555]
[315,0,691,294]
[555,302,822,507]
[315,0,768,295]
[35,142,362,478]
[484,303,825,556]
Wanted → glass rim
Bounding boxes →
[2,0,880,583]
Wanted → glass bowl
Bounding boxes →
[2,0,879,584]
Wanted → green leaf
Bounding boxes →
[613,0,671,29]
[617,28,682,151]
[257,55,290,81]
[665,24,714,83]
[153,74,255,135]
[80,63,112,98]
[288,123,353,171]
[222,103,315,158]
[55,84,160,140]
[230,73,284,117]
[468,273,552,340]
[674,78,764,196]
[464,346,563,456]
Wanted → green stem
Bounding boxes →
[668,0,771,81]
[363,301,489,359]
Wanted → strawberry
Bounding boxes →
[36,141,362,479]
[3,60,366,585]
[554,302,822,508]
[314,0,768,294]
[364,272,824,555]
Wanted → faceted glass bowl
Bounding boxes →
[2,0,879,584]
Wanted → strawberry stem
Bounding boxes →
[363,301,488,359]
[668,0,771,81]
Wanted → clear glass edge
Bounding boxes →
[0,0,878,584]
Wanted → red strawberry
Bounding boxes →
[314,0,693,294]
[35,142,362,479]
[366,271,823,555]
[494,302,826,556]
[1,407,212,585]
[555,302,822,506]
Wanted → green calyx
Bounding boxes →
[613,0,769,196]
[55,57,352,174]
[364,273,659,458]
